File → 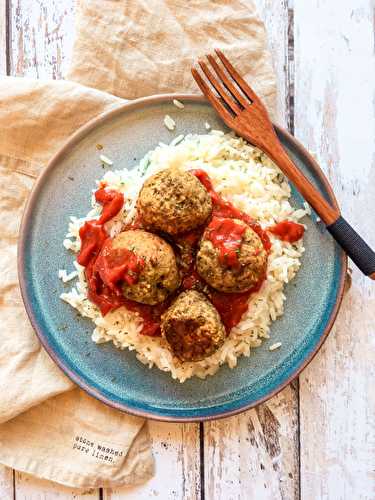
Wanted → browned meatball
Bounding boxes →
[97,230,180,305]
[161,290,225,362]
[196,218,267,293]
[137,168,212,235]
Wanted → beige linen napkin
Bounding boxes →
[0,0,276,488]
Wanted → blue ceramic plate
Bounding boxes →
[18,94,346,421]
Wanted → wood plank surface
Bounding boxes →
[0,466,14,500]
[0,0,7,74]
[4,0,375,499]
[14,472,100,500]
[294,1,375,499]
[104,422,201,500]
[255,0,290,124]
[204,385,299,500]
[203,2,300,499]
[9,0,75,77]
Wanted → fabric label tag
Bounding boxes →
[72,433,127,466]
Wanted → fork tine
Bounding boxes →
[206,54,249,109]
[198,60,241,115]
[215,48,259,103]
[191,68,234,123]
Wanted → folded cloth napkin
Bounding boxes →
[0,0,276,488]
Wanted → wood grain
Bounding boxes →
[14,472,100,500]
[204,384,299,500]
[295,1,375,499]
[5,1,375,499]
[203,2,300,499]
[197,48,340,225]
[255,0,289,124]
[9,0,75,78]
[104,422,201,500]
[0,465,14,500]
[0,0,7,75]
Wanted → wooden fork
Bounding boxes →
[192,49,375,280]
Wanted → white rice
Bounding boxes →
[99,154,114,166]
[58,269,78,283]
[60,131,308,382]
[173,99,184,109]
[269,342,282,351]
[163,115,176,131]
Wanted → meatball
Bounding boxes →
[196,218,267,293]
[161,290,225,362]
[97,230,180,305]
[137,168,212,235]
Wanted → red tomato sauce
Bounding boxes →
[209,277,265,332]
[191,169,271,252]
[269,220,304,243]
[205,216,246,269]
[95,188,124,224]
[77,221,107,267]
[77,188,124,312]
[85,259,127,316]
[86,259,164,336]
[77,187,166,336]
[94,238,145,288]
[175,169,271,332]
[179,266,265,333]
[77,170,273,337]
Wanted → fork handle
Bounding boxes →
[263,140,375,279]
[327,216,375,279]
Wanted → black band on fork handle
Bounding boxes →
[327,216,375,277]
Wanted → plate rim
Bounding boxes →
[18,93,347,422]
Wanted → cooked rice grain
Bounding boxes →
[60,132,308,382]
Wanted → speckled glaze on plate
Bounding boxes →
[18,94,346,422]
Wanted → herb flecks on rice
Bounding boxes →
[60,131,308,382]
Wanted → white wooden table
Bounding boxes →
[1,1,374,498]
